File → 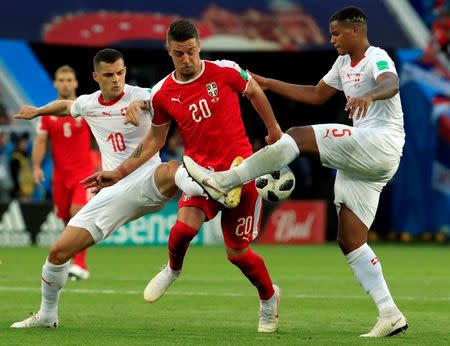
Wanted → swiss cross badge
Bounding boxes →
[206,82,218,97]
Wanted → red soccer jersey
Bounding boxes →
[152,60,253,171]
[37,115,94,179]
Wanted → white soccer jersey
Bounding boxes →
[71,84,161,171]
[323,46,404,133]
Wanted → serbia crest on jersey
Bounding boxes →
[37,115,93,179]
[70,84,160,171]
[151,60,253,171]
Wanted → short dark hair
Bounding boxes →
[167,19,199,42]
[93,48,124,70]
[330,6,367,26]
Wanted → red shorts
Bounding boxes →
[178,182,262,249]
[53,176,91,221]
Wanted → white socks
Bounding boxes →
[215,133,300,190]
[175,165,205,197]
[39,259,69,323]
[346,243,400,317]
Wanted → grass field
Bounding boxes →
[1,244,449,345]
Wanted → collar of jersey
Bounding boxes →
[171,60,205,85]
[98,90,125,106]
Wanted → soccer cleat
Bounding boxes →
[258,284,281,333]
[68,264,90,281]
[360,313,408,337]
[183,156,225,201]
[224,156,244,208]
[11,313,58,329]
[143,264,181,303]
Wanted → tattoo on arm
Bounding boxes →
[130,143,143,158]
[140,100,151,111]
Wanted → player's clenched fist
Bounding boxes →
[124,100,144,126]
[14,105,40,120]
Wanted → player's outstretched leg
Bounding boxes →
[339,207,408,337]
[183,133,300,198]
[11,226,94,329]
[228,248,280,332]
[258,285,281,333]
[11,259,69,328]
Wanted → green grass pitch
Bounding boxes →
[1,244,449,345]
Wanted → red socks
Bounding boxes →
[168,221,199,271]
[72,249,87,269]
[228,248,274,300]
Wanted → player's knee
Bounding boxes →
[286,126,317,153]
[167,160,181,175]
[48,242,71,265]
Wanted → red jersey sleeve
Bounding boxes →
[220,60,251,94]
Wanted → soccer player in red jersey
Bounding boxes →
[33,65,94,280]
[89,20,284,332]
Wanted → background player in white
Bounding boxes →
[11,48,203,329]
[184,6,408,338]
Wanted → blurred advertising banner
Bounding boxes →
[257,200,326,244]
[101,200,223,246]
[0,199,223,246]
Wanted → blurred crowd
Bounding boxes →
[201,3,325,49]
[415,0,450,78]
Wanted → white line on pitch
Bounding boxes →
[0,286,449,302]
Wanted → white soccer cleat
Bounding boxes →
[11,313,58,329]
[143,264,181,303]
[68,264,90,281]
[360,313,408,337]
[183,156,226,201]
[258,284,281,333]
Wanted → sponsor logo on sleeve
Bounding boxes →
[376,60,389,71]
[240,68,249,80]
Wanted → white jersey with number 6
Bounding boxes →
[70,84,160,171]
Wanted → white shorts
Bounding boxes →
[68,163,170,242]
[312,124,404,228]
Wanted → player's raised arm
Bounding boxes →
[244,77,282,145]
[81,121,170,191]
[251,72,337,106]
[14,100,74,120]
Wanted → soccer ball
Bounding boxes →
[255,166,296,202]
